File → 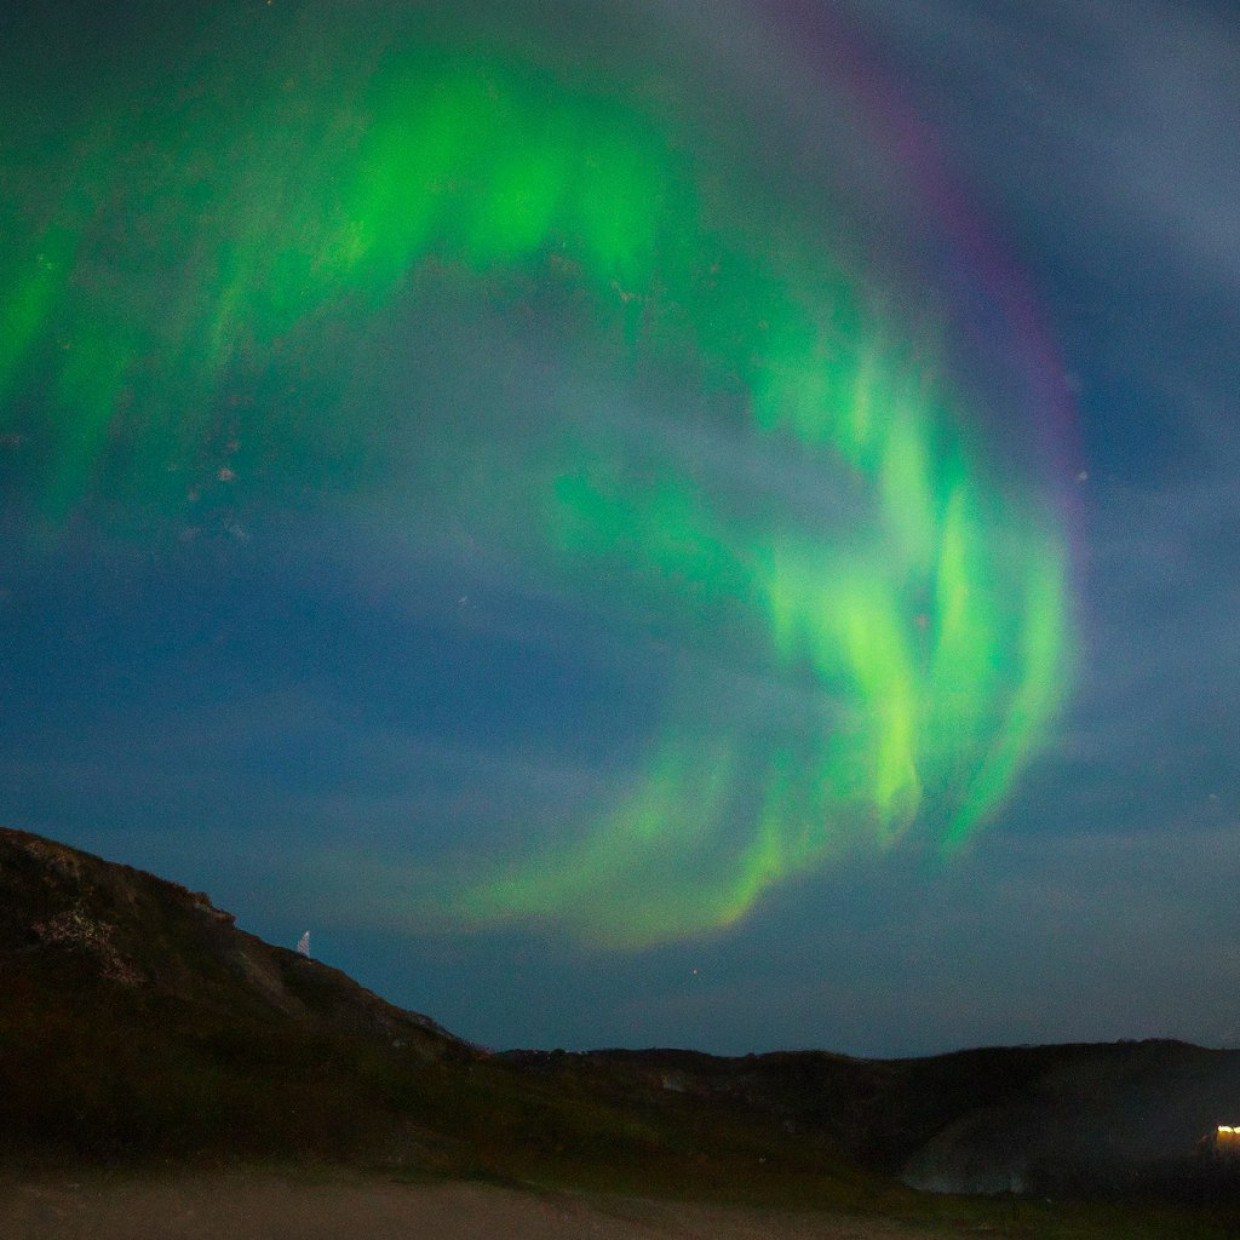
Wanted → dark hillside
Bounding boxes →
[0,826,474,1163]
[0,828,464,1047]
[501,1040,1240,1201]
[0,827,883,1205]
[2,824,1238,1223]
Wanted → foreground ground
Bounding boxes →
[0,1170,1014,1240]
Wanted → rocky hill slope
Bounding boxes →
[0,827,464,1051]
[0,826,476,1163]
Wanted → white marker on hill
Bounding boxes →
[296,931,311,957]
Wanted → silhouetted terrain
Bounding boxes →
[0,826,478,1164]
[503,1040,1240,1202]
[0,826,880,1203]
[2,825,1238,1228]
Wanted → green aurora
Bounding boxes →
[0,9,1073,946]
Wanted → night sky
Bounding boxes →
[2,0,1238,1057]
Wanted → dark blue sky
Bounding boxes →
[1,0,1238,1055]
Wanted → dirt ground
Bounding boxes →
[0,1171,981,1239]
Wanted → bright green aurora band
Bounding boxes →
[0,15,1072,947]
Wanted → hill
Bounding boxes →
[0,826,476,1164]
[1,825,1238,1227]
[510,1040,1240,1201]
[0,826,882,1204]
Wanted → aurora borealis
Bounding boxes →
[3,0,1238,1054]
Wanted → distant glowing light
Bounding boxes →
[0,11,1075,946]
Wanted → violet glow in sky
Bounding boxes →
[1,0,1238,1056]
